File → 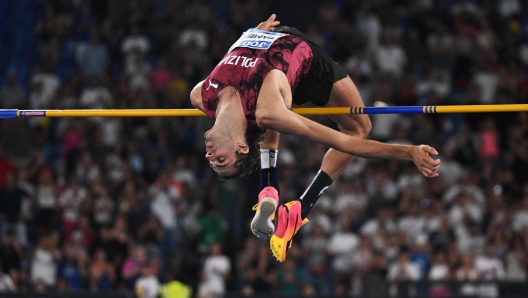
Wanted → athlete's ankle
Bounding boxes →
[299,170,333,219]
[260,149,279,193]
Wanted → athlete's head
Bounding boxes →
[205,129,264,179]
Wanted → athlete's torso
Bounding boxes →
[201,29,313,132]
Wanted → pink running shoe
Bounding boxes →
[270,200,308,262]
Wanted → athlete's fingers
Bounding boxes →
[422,168,439,178]
[425,156,441,167]
[422,145,438,155]
[257,14,280,31]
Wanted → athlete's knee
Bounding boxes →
[360,116,372,138]
[341,116,371,139]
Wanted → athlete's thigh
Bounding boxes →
[325,76,371,136]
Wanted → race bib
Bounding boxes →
[227,28,285,53]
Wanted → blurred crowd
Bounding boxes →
[1,0,528,297]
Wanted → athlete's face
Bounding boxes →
[205,144,238,177]
[204,130,240,177]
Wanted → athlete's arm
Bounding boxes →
[259,109,440,177]
[190,80,206,112]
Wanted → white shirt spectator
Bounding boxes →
[498,0,521,18]
[429,264,449,280]
[30,72,61,108]
[398,215,426,243]
[334,192,368,214]
[0,273,15,292]
[94,196,114,225]
[59,186,87,222]
[473,71,499,104]
[475,254,505,298]
[135,275,160,298]
[416,72,451,99]
[198,255,231,296]
[505,251,527,281]
[327,231,360,273]
[475,255,505,280]
[443,184,486,205]
[31,247,58,286]
[358,13,381,52]
[370,112,403,140]
[387,260,420,281]
[179,27,209,52]
[126,58,152,90]
[376,44,407,78]
[148,185,180,229]
[519,42,528,65]
[456,226,486,255]
[101,118,121,147]
[36,185,56,209]
[437,157,465,185]
[512,208,528,232]
[79,86,113,109]
[121,33,150,69]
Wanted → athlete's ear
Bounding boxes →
[237,143,249,154]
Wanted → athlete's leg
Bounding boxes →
[251,129,281,238]
[259,129,280,192]
[322,77,372,178]
[298,76,371,219]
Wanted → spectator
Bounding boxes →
[58,243,83,290]
[122,245,147,289]
[29,67,61,109]
[79,77,113,109]
[30,232,61,287]
[147,171,180,255]
[350,237,374,296]
[409,235,431,280]
[0,229,23,276]
[135,262,160,298]
[197,242,230,298]
[302,224,330,295]
[0,72,25,109]
[475,244,505,298]
[275,259,303,295]
[505,236,527,281]
[428,251,451,297]
[376,34,407,78]
[387,248,420,282]
[59,176,87,240]
[212,178,245,238]
[0,267,16,292]
[88,249,115,290]
[398,202,426,245]
[457,254,480,297]
[79,30,109,78]
[327,215,360,286]
[198,208,227,252]
[512,187,528,232]
[0,172,27,245]
[121,25,150,71]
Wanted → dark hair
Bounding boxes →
[218,130,265,180]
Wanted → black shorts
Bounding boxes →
[273,26,348,107]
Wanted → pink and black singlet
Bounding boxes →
[201,26,347,132]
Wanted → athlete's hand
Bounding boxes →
[411,145,441,178]
[256,14,280,31]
